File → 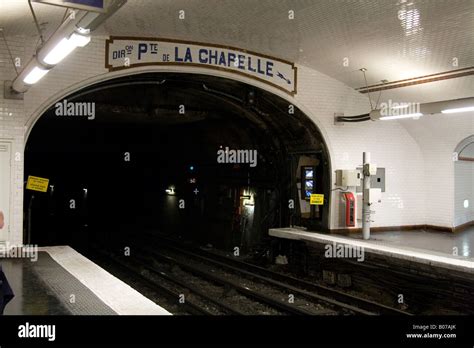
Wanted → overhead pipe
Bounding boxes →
[336,97,474,123]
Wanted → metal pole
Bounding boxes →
[27,195,35,245]
[362,152,371,240]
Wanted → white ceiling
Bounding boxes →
[1,0,473,102]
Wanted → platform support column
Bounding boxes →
[362,152,371,240]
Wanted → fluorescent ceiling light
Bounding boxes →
[43,37,77,65]
[23,66,49,84]
[43,34,91,65]
[441,106,474,114]
[69,33,91,47]
[380,113,423,120]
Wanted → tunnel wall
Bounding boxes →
[0,34,469,245]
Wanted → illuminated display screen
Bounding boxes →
[301,166,316,200]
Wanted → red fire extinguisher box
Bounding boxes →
[343,192,356,227]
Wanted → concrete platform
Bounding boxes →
[1,246,171,315]
[347,227,474,258]
[269,228,474,274]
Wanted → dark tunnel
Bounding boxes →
[24,73,331,253]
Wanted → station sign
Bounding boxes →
[33,0,105,12]
[26,176,50,193]
[105,37,298,95]
[310,194,324,205]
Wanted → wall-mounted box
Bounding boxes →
[356,167,385,192]
[364,188,382,204]
[335,170,361,187]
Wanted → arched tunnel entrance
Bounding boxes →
[24,73,331,253]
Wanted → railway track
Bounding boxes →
[139,234,412,316]
[88,248,226,315]
[133,247,337,315]
[95,247,310,315]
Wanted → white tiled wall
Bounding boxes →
[294,66,426,229]
[0,35,27,245]
[454,161,474,226]
[401,114,474,227]
[455,143,474,227]
[0,35,471,244]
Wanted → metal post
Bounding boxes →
[27,195,35,245]
[362,152,371,240]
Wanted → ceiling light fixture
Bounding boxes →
[379,113,423,120]
[441,106,474,114]
[23,66,49,85]
[7,0,127,95]
[43,37,76,65]
[43,33,91,65]
[69,32,91,47]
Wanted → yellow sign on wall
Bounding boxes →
[310,194,324,205]
[26,176,49,193]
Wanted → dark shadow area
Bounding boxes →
[24,73,330,253]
